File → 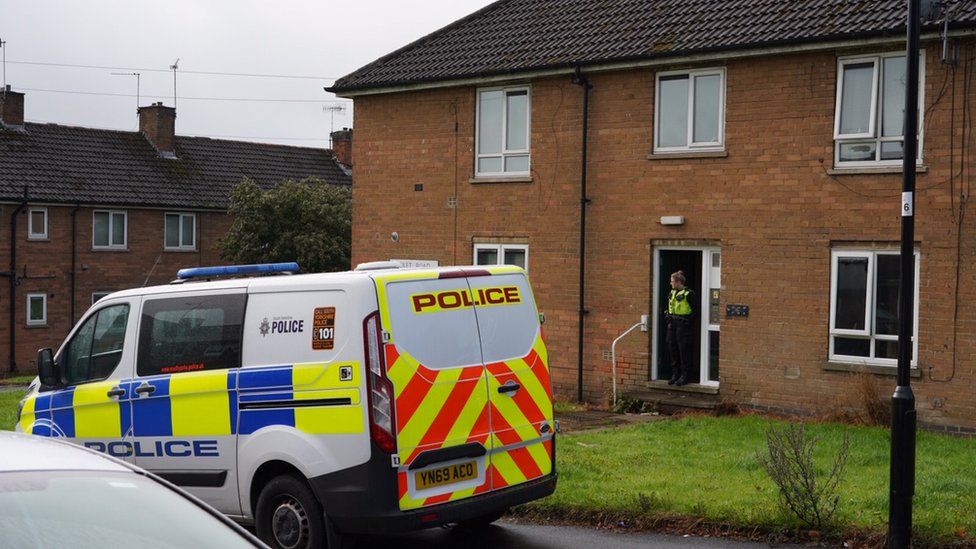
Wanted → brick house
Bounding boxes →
[329,0,976,431]
[0,89,352,373]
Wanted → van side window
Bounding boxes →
[137,294,245,376]
[62,304,130,384]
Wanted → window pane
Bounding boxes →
[478,90,503,155]
[504,155,529,173]
[882,56,907,137]
[137,294,246,376]
[693,74,721,143]
[835,257,868,330]
[503,248,526,269]
[90,305,129,379]
[30,211,45,236]
[29,297,44,321]
[875,255,900,335]
[839,141,877,162]
[165,215,180,248]
[834,337,871,357]
[840,62,875,135]
[505,90,528,151]
[478,157,503,174]
[111,213,125,246]
[181,215,195,247]
[64,314,97,384]
[658,76,689,147]
[880,141,904,160]
[875,254,915,336]
[876,339,900,360]
[476,248,498,266]
[93,213,109,246]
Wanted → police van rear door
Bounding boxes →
[374,270,491,511]
[469,266,554,492]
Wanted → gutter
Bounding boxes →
[329,28,976,97]
[2,186,28,373]
[572,67,592,403]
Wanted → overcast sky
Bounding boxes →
[1,0,495,147]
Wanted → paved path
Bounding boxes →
[354,520,802,549]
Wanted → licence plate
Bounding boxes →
[415,461,478,490]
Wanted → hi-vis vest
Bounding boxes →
[668,288,693,316]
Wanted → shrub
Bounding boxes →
[756,422,850,530]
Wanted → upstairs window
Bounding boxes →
[834,53,924,166]
[164,213,196,250]
[28,208,48,240]
[93,210,127,249]
[476,86,530,177]
[654,68,725,152]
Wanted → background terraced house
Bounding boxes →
[330,0,976,431]
[0,91,353,372]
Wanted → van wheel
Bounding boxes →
[457,508,507,529]
[256,474,339,549]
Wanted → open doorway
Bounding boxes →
[650,247,721,387]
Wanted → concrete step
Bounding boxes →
[622,384,722,415]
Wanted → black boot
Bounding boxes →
[675,374,688,386]
[667,373,678,386]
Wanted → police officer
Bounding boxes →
[666,270,694,386]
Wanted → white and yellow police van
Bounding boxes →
[16,262,556,548]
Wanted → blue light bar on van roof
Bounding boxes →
[177,262,300,280]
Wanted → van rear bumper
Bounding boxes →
[325,473,556,534]
[310,441,556,534]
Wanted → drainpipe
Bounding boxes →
[572,67,592,403]
[70,204,81,323]
[5,185,28,372]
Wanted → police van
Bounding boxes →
[16,262,557,548]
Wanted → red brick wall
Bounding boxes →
[0,206,230,373]
[351,41,976,429]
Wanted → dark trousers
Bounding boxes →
[666,316,693,380]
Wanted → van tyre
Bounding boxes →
[256,474,340,549]
[457,508,507,529]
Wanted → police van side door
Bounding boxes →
[21,299,137,462]
[127,289,246,515]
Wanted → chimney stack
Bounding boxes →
[0,86,25,128]
[138,102,177,158]
[331,128,353,168]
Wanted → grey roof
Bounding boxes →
[0,122,351,209]
[329,0,976,94]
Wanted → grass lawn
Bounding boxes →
[524,414,976,545]
[0,389,26,431]
[0,375,35,385]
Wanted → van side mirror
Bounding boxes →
[37,348,59,387]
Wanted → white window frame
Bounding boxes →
[27,207,48,240]
[828,249,920,366]
[473,243,529,271]
[833,52,925,167]
[26,293,47,326]
[92,291,112,305]
[164,212,197,250]
[92,210,127,250]
[475,85,531,177]
[653,67,726,153]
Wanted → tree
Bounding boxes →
[219,177,351,273]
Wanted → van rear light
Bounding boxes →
[364,312,397,453]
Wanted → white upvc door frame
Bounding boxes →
[651,245,721,387]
